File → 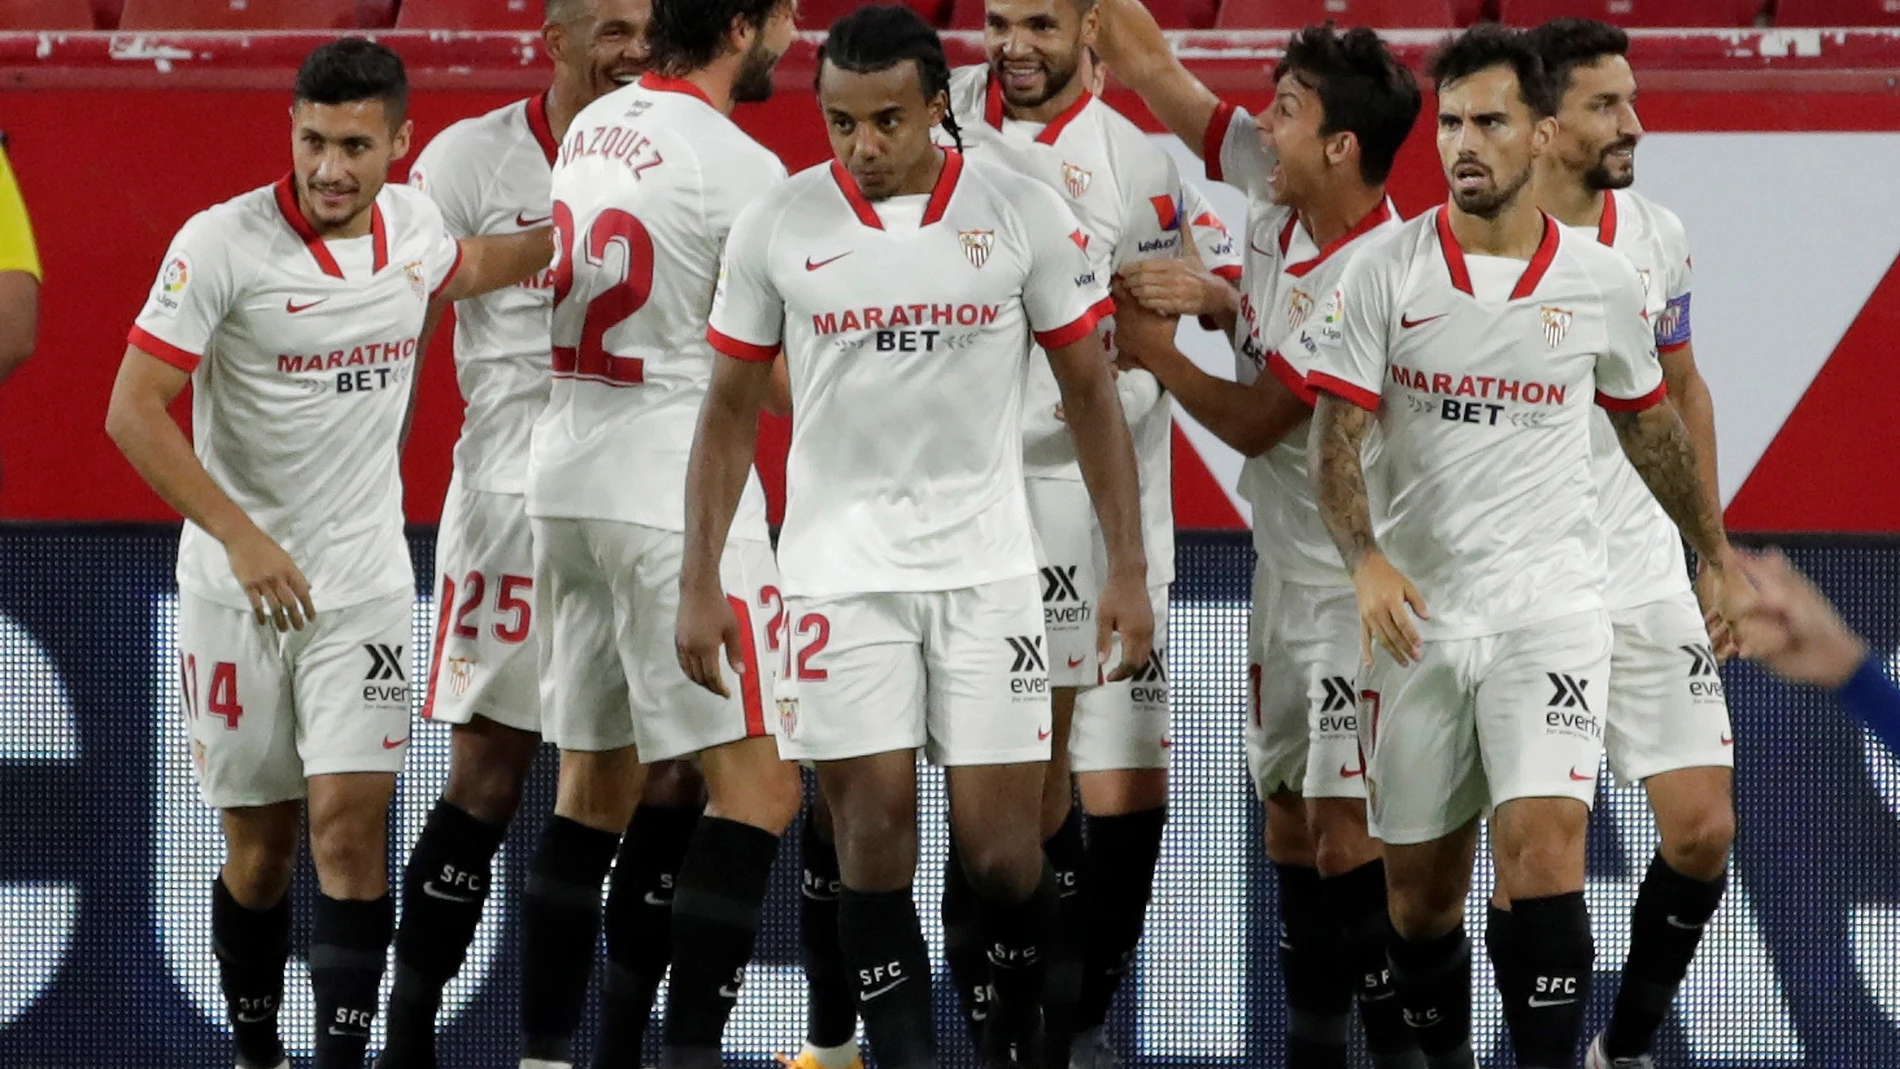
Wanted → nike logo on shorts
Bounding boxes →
[1066,655,1085,669]
[516,210,553,227]
[1037,727,1052,741]
[1340,763,1366,778]
[1568,767,1594,782]
[383,734,409,749]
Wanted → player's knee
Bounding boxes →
[956,835,1043,900]
[1386,880,1464,940]
[1661,803,1735,880]
[554,750,643,831]
[222,844,297,906]
[641,759,707,808]
[706,755,800,834]
[835,808,918,891]
[442,752,530,826]
[1262,794,1316,867]
[1312,817,1379,879]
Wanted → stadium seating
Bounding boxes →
[805,0,952,28]
[950,0,1218,26]
[1774,0,1900,25]
[117,0,358,29]
[394,0,538,29]
[1497,0,1762,27]
[1215,0,1458,28]
[1,0,97,28]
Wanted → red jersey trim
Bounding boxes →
[1211,264,1244,282]
[1510,214,1562,300]
[429,241,465,304]
[1308,371,1379,411]
[1034,296,1115,350]
[983,73,1093,146]
[726,594,767,738]
[1658,339,1691,354]
[1435,204,1562,300]
[525,92,559,166]
[829,160,885,230]
[1597,381,1669,412]
[272,174,386,278]
[128,325,202,372]
[1284,199,1396,279]
[1205,102,1236,183]
[1596,190,1619,247]
[707,325,779,363]
[1266,350,1317,407]
[1433,206,1473,295]
[921,149,963,226]
[639,71,714,108]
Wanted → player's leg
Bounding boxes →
[1594,599,1736,1067]
[790,785,863,1069]
[594,760,706,1069]
[179,593,303,1069]
[1479,611,1614,1069]
[520,518,647,1067]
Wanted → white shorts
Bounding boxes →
[176,590,414,809]
[1605,595,1735,785]
[1246,568,1367,802]
[1358,610,1613,847]
[1028,477,1100,687]
[533,518,780,762]
[421,474,541,734]
[773,575,1052,767]
[1069,584,1172,773]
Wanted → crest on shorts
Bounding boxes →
[447,656,477,698]
[1540,305,1575,349]
[1061,162,1093,200]
[404,260,426,301]
[958,229,996,270]
[776,696,800,739]
[1286,288,1315,330]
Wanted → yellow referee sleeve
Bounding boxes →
[0,145,42,282]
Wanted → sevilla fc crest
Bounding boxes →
[1062,162,1093,200]
[446,656,476,698]
[959,229,996,269]
[1540,305,1575,348]
[404,260,426,301]
[1286,288,1315,330]
[777,696,800,739]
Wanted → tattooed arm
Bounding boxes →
[1606,402,1733,565]
[1312,393,1427,665]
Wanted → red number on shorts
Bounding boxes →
[759,585,785,652]
[179,653,200,721]
[493,575,533,644]
[207,661,243,731]
[794,613,830,682]
[551,201,654,386]
[453,571,486,639]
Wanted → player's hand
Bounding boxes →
[224,526,315,632]
[1096,571,1154,683]
[676,579,742,698]
[1351,552,1428,667]
[1726,548,1867,688]
[1693,557,1740,661]
[1108,279,1181,367]
[1117,259,1215,317]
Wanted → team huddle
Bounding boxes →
[105,1,1748,1068]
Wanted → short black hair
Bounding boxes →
[1274,23,1421,185]
[649,0,785,76]
[817,4,964,151]
[1427,23,1555,118]
[1526,18,1630,100]
[294,38,408,125]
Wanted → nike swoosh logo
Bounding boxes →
[1249,238,1273,257]
[422,882,478,903]
[1721,734,1734,746]
[859,977,907,1001]
[383,734,409,749]
[1568,767,1594,782]
[717,985,742,999]
[1037,727,1052,741]
[286,297,327,314]
[328,1026,367,1037]
[643,892,673,907]
[806,252,852,271]
[1400,312,1446,329]
[1339,763,1366,778]
[1665,914,1706,931]
[1066,655,1085,669]
[1527,995,1578,1008]
[232,1009,275,1023]
[516,210,552,227]
[1361,990,1396,1003]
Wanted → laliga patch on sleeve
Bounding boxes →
[1656,292,1692,348]
[154,254,192,315]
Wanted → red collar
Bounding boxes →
[1434,204,1560,301]
[525,92,559,165]
[273,174,386,279]
[829,149,965,231]
[983,72,1093,146]
[1278,198,1395,279]
[640,71,715,108]
[1595,189,1619,246]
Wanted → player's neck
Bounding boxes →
[1447,198,1546,260]
[683,60,744,117]
[889,146,948,199]
[543,75,592,143]
[1005,75,1087,126]
[1295,182,1386,250]
[1536,168,1603,231]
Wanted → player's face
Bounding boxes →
[819,60,949,201]
[587,0,652,99]
[732,0,798,104]
[291,99,412,235]
[1553,54,1642,192]
[1262,72,1333,208]
[985,0,1096,110]
[1435,66,1552,220]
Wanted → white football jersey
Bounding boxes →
[1207,103,1400,587]
[527,74,784,539]
[1572,189,1697,610]
[1301,207,1665,639]
[130,177,462,611]
[1184,181,1244,283]
[707,151,1112,599]
[409,94,561,495]
[948,65,1189,583]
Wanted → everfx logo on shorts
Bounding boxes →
[1545,672,1600,739]
[1041,565,1091,627]
[1682,643,1727,701]
[1006,635,1048,698]
[1318,676,1357,734]
[1132,646,1168,705]
[362,643,408,704]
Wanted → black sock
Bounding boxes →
[1326,860,1418,1067]
[1387,924,1474,1069]
[941,837,991,1042]
[1275,863,1350,1069]
[977,868,1057,1065]
[1509,892,1595,1069]
[520,815,622,1063]
[212,877,291,1069]
[1605,856,1726,1059]
[839,886,937,1069]
[310,893,393,1069]
[1041,810,1086,1067]
[1484,902,1529,1048]
[384,801,508,1068]
[800,817,857,1049]
[594,804,701,1069]
[1076,807,1166,1032]
[660,816,782,1069]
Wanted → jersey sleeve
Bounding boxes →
[1111,144,1187,269]
[1594,260,1667,411]
[1184,184,1242,282]
[1654,210,1693,353]
[408,124,483,240]
[1018,182,1115,350]
[411,193,464,302]
[127,211,237,373]
[1298,248,1393,411]
[705,197,783,362]
[1203,102,1275,202]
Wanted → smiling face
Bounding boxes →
[291,98,410,234]
[984,0,1095,112]
[1550,53,1642,191]
[731,0,798,103]
[818,58,946,201]
[1435,64,1550,220]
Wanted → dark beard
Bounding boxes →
[1000,57,1080,110]
[1584,140,1638,191]
[1451,164,1533,220]
[732,39,778,103]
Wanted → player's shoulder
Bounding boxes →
[1615,188,1690,251]
[749,160,835,215]
[177,181,280,249]
[376,181,451,239]
[1361,208,1435,266]
[962,153,1069,216]
[947,64,990,117]
[1087,96,1170,166]
[418,99,528,163]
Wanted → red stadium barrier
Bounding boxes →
[1,29,1897,530]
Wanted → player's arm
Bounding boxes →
[401,301,447,452]
[1114,286,1307,457]
[0,146,40,382]
[1093,0,1221,154]
[432,227,554,308]
[105,347,315,630]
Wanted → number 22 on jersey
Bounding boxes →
[551,201,654,387]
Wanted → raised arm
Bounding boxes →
[1093,0,1223,154]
